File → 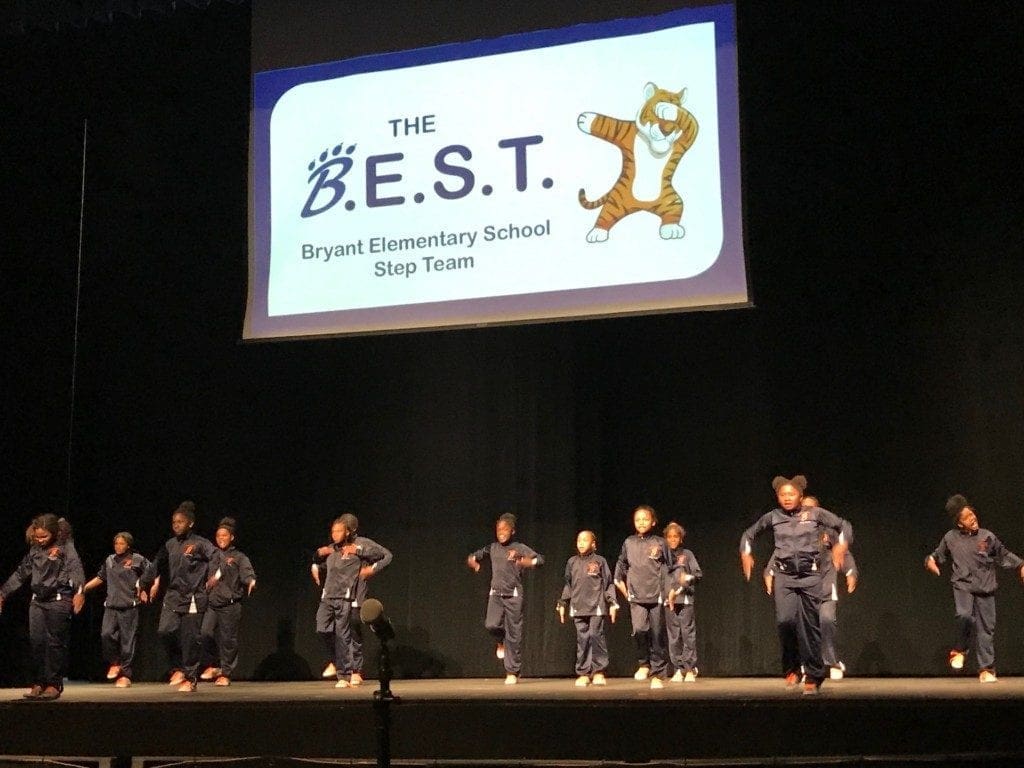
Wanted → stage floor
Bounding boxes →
[3,677,1023,764]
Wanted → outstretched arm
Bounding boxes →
[740,512,774,581]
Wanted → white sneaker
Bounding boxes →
[979,670,998,684]
[829,663,845,681]
[949,651,965,670]
[670,670,683,683]
[684,669,697,683]
[504,674,518,685]
[574,675,590,687]
[334,678,350,688]
[650,677,664,689]
[591,672,607,686]
[633,666,650,681]
[496,644,505,660]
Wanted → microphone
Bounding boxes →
[360,598,395,642]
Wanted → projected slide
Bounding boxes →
[246,4,745,339]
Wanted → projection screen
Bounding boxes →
[245,3,746,339]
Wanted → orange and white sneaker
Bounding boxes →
[200,666,220,681]
[114,676,132,688]
[106,664,122,680]
[334,678,350,688]
[321,662,337,679]
[214,676,230,686]
[949,651,965,670]
[979,669,998,684]
[649,677,664,689]
[802,680,821,696]
[350,672,363,686]
[168,670,186,686]
[504,674,518,685]
[633,665,650,681]
[591,672,607,686]
[574,675,590,687]
[495,643,506,660]
[784,672,800,687]
[684,669,698,683]
[178,680,197,692]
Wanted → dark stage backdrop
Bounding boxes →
[1,1,1022,684]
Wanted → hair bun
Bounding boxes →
[772,475,808,492]
[945,494,970,517]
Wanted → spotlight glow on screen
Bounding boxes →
[245,4,745,339]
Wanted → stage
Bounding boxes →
[2,677,1023,765]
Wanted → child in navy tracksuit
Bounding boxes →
[615,505,673,688]
[467,512,544,684]
[313,513,392,688]
[557,530,618,686]
[140,500,219,691]
[1,514,77,700]
[925,493,1024,683]
[200,517,257,686]
[663,522,701,683]
[763,495,859,681]
[740,475,853,694]
[82,531,150,687]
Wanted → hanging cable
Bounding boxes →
[66,118,87,518]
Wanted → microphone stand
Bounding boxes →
[374,635,398,768]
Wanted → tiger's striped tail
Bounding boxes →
[578,188,607,210]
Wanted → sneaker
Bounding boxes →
[591,672,607,686]
[334,678,350,688]
[350,672,363,686]
[106,664,121,680]
[830,662,846,681]
[23,685,42,699]
[214,676,230,687]
[650,677,664,689]
[802,681,821,696]
[321,662,337,679]
[200,666,221,681]
[504,674,518,685]
[784,672,799,687]
[979,669,998,684]
[670,670,684,683]
[168,670,185,686]
[39,686,61,700]
[684,669,698,683]
[633,665,650,681]
[575,675,590,687]
[949,651,965,670]
[114,677,132,688]
[496,643,506,660]
[177,681,197,692]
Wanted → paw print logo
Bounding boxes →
[586,562,601,576]
[301,142,357,219]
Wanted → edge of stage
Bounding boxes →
[2,677,1024,764]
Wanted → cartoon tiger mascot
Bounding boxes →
[577,82,698,242]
